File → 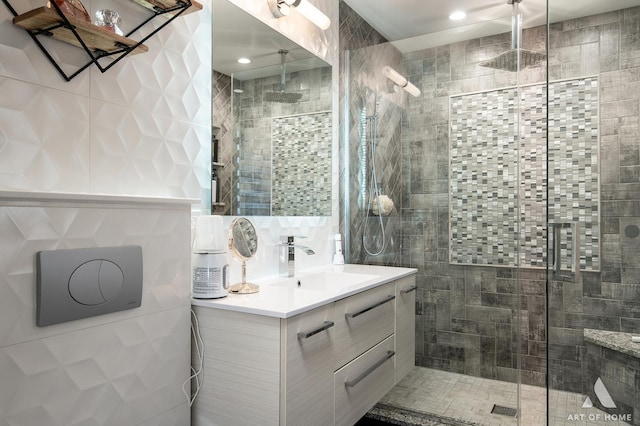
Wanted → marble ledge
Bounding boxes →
[584,328,640,359]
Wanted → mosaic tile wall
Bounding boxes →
[546,78,600,271]
[272,112,332,216]
[450,89,520,266]
[450,77,600,271]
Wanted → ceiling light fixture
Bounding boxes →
[382,66,421,98]
[237,57,251,64]
[268,0,331,30]
[449,10,466,21]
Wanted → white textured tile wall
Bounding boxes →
[0,193,193,425]
[0,0,209,423]
[0,0,212,210]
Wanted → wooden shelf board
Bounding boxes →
[13,7,148,56]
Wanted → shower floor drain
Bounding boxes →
[491,404,518,418]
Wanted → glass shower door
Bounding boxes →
[546,0,640,424]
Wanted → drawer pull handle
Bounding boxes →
[401,285,417,294]
[297,321,335,339]
[345,295,395,319]
[345,351,395,388]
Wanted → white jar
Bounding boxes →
[192,252,229,299]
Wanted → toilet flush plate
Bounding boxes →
[36,246,143,326]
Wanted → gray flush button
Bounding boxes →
[37,246,142,327]
[68,260,124,305]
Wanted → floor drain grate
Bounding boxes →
[491,404,518,418]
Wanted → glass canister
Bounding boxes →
[94,9,124,36]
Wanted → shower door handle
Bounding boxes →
[572,222,581,283]
[551,222,581,281]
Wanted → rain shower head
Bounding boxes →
[479,48,546,72]
[479,0,546,72]
[264,91,303,103]
[264,50,303,104]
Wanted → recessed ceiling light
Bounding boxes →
[449,10,466,21]
[237,57,251,64]
[233,88,244,93]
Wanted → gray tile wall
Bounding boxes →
[213,71,232,215]
[400,25,548,387]
[339,1,405,266]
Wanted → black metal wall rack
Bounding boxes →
[2,0,202,81]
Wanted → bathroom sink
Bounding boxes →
[267,271,380,292]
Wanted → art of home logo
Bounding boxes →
[567,378,633,423]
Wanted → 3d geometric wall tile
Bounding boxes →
[0,194,192,425]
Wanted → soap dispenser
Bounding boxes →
[333,234,345,265]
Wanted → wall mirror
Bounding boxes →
[212,0,332,217]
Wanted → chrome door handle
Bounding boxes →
[297,321,334,339]
[551,221,580,281]
[401,285,417,294]
[345,295,395,319]
[345,351,395,388]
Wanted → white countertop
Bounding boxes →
[191,264,417,318]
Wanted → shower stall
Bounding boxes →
[341,0,640,424]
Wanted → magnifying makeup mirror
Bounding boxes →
[228,217,259,294]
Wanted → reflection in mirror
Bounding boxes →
[228,217,259,294]
[212,0,332,216]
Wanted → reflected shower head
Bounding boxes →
[264,91,303,103]
[264,49,303,104]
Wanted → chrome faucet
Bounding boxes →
[279,236,315,277]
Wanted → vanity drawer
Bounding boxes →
[333,282,395,369]
[334,335,396,426]
[281,303,335,426]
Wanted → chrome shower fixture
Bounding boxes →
[382,66,421,97]
[479,0,546,72]
[264,49,303,104]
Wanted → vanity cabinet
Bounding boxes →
[282,303,335,425]
[192,274,416,426]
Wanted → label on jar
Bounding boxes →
[192,266,223,295]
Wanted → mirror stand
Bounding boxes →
[229,260,259,294]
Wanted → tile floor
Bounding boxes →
[378,367,629,426]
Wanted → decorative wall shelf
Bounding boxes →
[13,7,149,56]
[2,0,202,81]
